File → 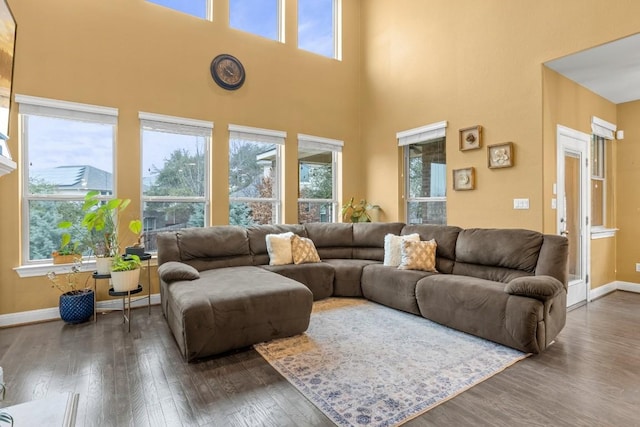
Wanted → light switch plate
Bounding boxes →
[513,198,530,209]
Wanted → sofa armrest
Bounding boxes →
[158,261,200,283]
[505,276,564,301]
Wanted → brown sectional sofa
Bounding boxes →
[157,222,568,362]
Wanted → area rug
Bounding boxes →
[254,298,528,427]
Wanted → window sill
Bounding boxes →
[591,228,618,240]
[14,256,157,278]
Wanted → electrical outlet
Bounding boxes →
[513,198,530,210]
[636,263,640,273]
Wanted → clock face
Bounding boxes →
[210,54,245,90]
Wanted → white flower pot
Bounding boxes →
[110,268,140,292]
[95,257,113,275]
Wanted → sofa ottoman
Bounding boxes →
[163,266,313,361]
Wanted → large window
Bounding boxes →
[18,95,117,263]
[298,134,341,223]
[229,125,284,226]
[229,0,283,41]
[399,121,448,225]
[140,113,211,252]
[591,135,605,228]
[146,0,211,20]
[298,0,341,59]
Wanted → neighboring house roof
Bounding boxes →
[30,165,112,192]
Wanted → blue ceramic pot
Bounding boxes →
[59,290,94,324]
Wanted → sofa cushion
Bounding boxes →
[246,224,307,265]
[177,226,250,260]
[323,259,380,297]
[292,235,321,264]
[505,276,564,301]
[266,232,294,265]
[158,261,200,283]
[361,264,435,314]
[305,222,353,259]
[398,239,437,272]
[401,224,461,274]
[164,266,312,361]
[415,274,544,353]
[261,262,335,300]
[383,233,420,266]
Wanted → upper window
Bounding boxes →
[298,0,341,59]
[140,113,212,252]
[399,121,448,225]
[230,0,283,41]
[146,0,211,20]
[298,134,341,223]
[229,125,284,226]
[591,135,605,228]
[18,95,117,263]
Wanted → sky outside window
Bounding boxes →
[298,0,335,58]
[229,0,279,40]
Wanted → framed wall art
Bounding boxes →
[487,142,514,169]
[452,167,475,191]
[0,0,16,142]
[459,125,482,151]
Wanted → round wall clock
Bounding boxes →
[210,54,245,90]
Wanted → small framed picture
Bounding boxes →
[487,142,514,169]
[459,125,482,151]
[452,167,475,191]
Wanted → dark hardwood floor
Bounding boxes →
[1,291,639,426]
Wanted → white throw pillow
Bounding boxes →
[265,232,294,265]
[383,233,420,267]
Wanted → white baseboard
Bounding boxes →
[590,281,640,301]
[0,293,161,328]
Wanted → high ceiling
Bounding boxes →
[545,33,640,104]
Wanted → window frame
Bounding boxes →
[590,116,617,239]
[398,121,448,225]
[297,0,342,60]
[297,133,342,223]
[228,124,285,225]
[17,94,118,266]
[139,112,213,252]
[229,0,285,42]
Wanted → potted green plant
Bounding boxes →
[79,191,141,274]
[47,259,94,324]
[110,254,142,292]
[124,219,145,257]
[341,197,380,223]
[51,231,83,265]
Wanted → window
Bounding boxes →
[591,135,605,228]
[298,0,341,59]
[140,113,211,252]
[298,134,341,223]
[18,95,117,263]
[229,0,283,41]
[146,0,211,20]
[590,116,615,231]
[229,125,284,225]
[398,121,448,225]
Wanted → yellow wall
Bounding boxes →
[542,68,617,289]
[616,100,640,283]
[360,0,640,231]
[0,0,362,315]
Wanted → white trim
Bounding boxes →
[15,94,118,117]
[591,227,618,239]
[298,133,343,147]
[298,134,343,153]
[334,0,343,60]
[0,154,16,176]
[397,120,448,146]
[590,281,640,301]
[0,294,161,328]
[139,112,213,129]
[228,124,287,139]
[591,116,616,140]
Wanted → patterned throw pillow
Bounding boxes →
[398,239,438,272]
[291,235,321,264]
[266,232,294,265]
[383,233,420,266]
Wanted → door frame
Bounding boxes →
[556,124,591,306]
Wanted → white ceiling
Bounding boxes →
[545,33,640,104]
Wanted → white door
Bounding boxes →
[556,125,590,307]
